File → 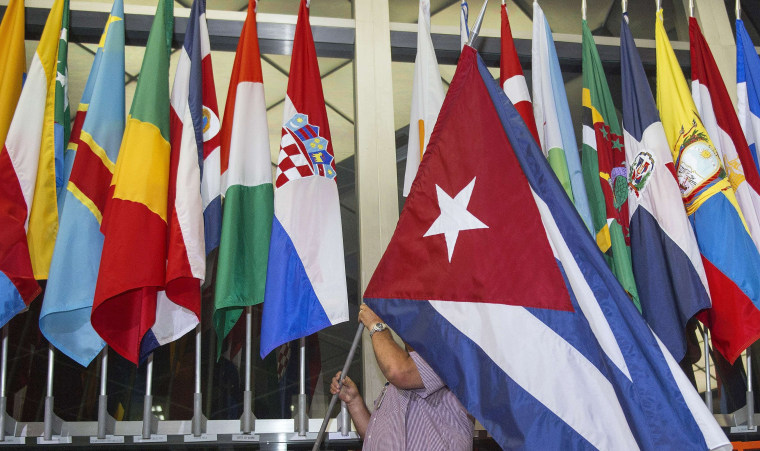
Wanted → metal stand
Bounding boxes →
[312,323,364,451]
[730,349,758,433]
[38,345,69,444]
[296,337,309,436]
[336,402,350,436]
[704,329,713,413]
[134,354,164,443]
[239,307,255,434]
[90,347,121,443]
[185,325,215,442]
[0,326,19,443]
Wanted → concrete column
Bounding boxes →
[353,0,400,407]
[692,0,737,105]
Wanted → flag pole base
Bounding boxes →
[95,394,116,439]
[729,404,759,432]
[184,392,215,441]
[37,396,70,444]
[336,401,351,436]
[295,393,309,436]
[239,390,256,434]
[0,396,19,442]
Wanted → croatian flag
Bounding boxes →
[500,2,538,143]
[365,46,730,451]
[620,16,711,361]
[691,17,760,253]
[260,0,348,358]
[737,19,760,175]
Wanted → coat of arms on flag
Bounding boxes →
[276,112,336,188]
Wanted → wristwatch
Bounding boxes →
[369,322,388,337]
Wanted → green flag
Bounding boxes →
[581,20,640,311]
[54,0,70,210]
[213,0,273,357]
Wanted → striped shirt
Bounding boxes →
[362,352,473,450]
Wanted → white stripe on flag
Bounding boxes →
[502,75,531,105]
[429,300,638,450]
[582,124,597,151]
[222,82,271,190]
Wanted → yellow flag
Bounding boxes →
[654,9,739,218]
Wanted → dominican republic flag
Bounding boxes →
[737,19,760,179]
[531,1,593,233]
[92,0,173,364]
[0,0,66,325]
[40,0,125,367]
[580,19,639,312]
[213,0,273,356]
[499,2,538,143]
[259,0,348,359]
[402,0,444,197]
[656,9,760,364]
[691,17,760,253]
[620,15,711,362]
[365,45,730,451]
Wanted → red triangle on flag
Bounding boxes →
[365,49,572,312]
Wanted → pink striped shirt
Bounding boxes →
[362,352,473,450]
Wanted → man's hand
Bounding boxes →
[330,372,361,406]
[359,304,383,330]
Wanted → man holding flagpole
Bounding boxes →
[330,303,473,450]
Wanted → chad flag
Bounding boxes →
[0,0,66,325]
[92,0,173,364]
[656,9,760,364]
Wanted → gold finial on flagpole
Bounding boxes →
[466,0,489,47]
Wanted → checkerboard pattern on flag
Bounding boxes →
[260,0,348,359]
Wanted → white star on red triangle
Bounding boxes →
[424,177,488,262]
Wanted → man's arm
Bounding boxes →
[330,373,370,437]
[359,304,424,390]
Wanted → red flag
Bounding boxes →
[500,3,539,143]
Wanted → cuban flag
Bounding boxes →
[691,17,760,253]
[619,16,711,362]
[364,45,730,451]
[259,0,348,359]
[737,19,760,175]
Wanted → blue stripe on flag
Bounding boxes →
[260,217,331,358]
[476,51,708,448]
[620,22,661,142]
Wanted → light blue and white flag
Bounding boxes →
[737,18,760,172]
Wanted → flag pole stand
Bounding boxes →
[135,354,164,443]
[704,328,713,412]
[39,345,70,444]
[185,325,215,442]
[312,323,364,451]
[92,346,119,443]
[0,326,20,444]
[238,306,256,435]
[747,350,755,430]
[296,337,309,436]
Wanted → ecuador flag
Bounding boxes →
[656,9,760,364]
[92,0,173,364]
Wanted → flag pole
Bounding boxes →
[240,306,254,434]
[191,324,203,437]
[704,329,713,412]
[96,346,115,439]
[43,344,63,441]
[311,323,364,451]
[0,326,12,441]
[466,0,488,47]
[747,349,755,429]
[736,0,740,19]
[582,0,586,21]
[656,0,661,11]
[622,0,627,14]
[297,336,308,436]
[142,354,155,439]
[689,0,694,17]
